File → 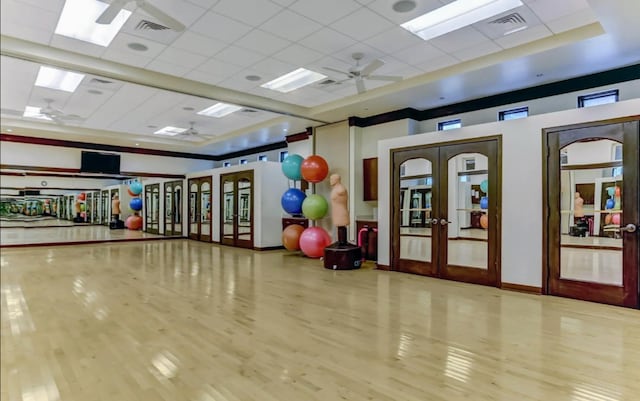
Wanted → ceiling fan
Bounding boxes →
[323,53,403,94]
[96,0,186,31]
[40,99,84,124]
[180,121,201,137]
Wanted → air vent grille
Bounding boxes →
[89,78,113,85]
[136,19,170,31]
[241,109,258,113]
[489,12,526,25]
[318,79,337,85]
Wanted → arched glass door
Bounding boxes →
[221,170,254,249]
[188,177,212,242]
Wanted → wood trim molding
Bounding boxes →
[561,161,622,170]
[376,263,391,271]
[501,283,542,294]
[253,245,285,251]
[286,127,313,143]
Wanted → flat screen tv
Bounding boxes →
[80,151,121,174]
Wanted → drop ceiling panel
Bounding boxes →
[233,30,292,57]
[250,58,297,77]
[190,11,252,43]
[391,42,449,68]
[363,27,425,55]
[329,7,396,41]
[260,10,323,42]
[146,59,192,77]
[84,85,157,128]
[154,46,208,70]
[298,28,359,57]
[272,44,324,65]
[0,0,56,45]
[494,24,553,49]
[289,0,362,25]
[212,0,283,26]
[429,26,492,53]
[527,0,592,22]
[0,56,39,112]
[171,31,227,58]
[366,0,444,24]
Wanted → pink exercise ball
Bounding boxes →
[612,213,621,225]
[126,215,143,230]
[299,227,332,258]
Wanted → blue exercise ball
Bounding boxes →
[129,181,143,195]
[605,199,615,209]
[130,197,143,211]
[480,179,488,194]
[281,154,304,180]
[281,188,306,215]
[480,196,489,209]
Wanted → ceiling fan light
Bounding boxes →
[23,106,52,121]
[55,0,131,47]
[154,126,187,136]
[35,66,85,93]
[400,0,523,41]
[261,68,327,93]
[197,102,243,118]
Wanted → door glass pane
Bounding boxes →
[559,139,623,286]
[237,178,252,241]
[447,153,488,269]
[190,183,198,234]
[165,185,173,232]
[145,188,152,223]
[223,179,234,238]
[399,158,432,262]
[174,186,182,233]
[200,181,211,236]
[152,187,160,226]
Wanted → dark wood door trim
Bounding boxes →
[543,118,639,308]
[199,177,212,242]
[219,171,254,249]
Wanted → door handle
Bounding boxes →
[431,218,439,225]
[440,219,452,226]
[621,223,637,233]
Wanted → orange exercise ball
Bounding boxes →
[480,214,489,229]
[126,215,143,230]
[282,224,305,251]
[300,155,329,183]
[604,214,613,225]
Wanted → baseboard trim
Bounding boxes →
[376,263,391,271]
[501,282,542,294]
[254,245,285,251]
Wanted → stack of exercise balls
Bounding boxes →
[280,154,332,258]
[479,179,489,229]
[126,181,143,230]
[77,192,87,220]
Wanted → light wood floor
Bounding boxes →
[1,240,639,401]
[0,225,168,246]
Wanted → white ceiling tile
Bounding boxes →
[392,42,448,67]
[190,11,253,43]
[146,59,192,77]
[186,0,220,9]
[101,49,154,68]
[193,58,242,80]
[269,0,297,6]
[234,30,292,56]
[289,0,362,25]
[213,0,283,26]
[106,33,167,60]
[183,69,227,85]
[14,0,64,13]
[260,10,323,42]
[63,87,115,119]
[363,27,425,55]
[495,24,552,49]
[272,44,324,65]
[417,54,459,73]
[142,0,208,27]
[545,8,598,34]
[527,0,591,22]
[330,8,396,41]
[217,71,262,91]
[1,20,52,45]
[1,0,57,43]
[251,58,297,77]
[332,43,388,65]
[0,56,39,113]
[170,31,227,57]
[366,0,444,24]
[298,28,358,56]
[215,45,265,67]
[91,85,159,128]
[119,17,182,45]
[453,41,503,62]
[156,47,208,70]
[429,27,491,53]
[50,35,106,58]
[308,56,354,79]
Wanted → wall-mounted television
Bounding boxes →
[80,151,121,174]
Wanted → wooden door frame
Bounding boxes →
[390,135,502,287]
[164,181,174,235]
[144,183,160,234]
[199,177,212,242]
[188,178,199,241]
[234,170,254,249]
[220,170,254,249]
[542,116,639,308]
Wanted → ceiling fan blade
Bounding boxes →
[360,59,384,77]
[139,1,185,31]
[323,66,352,77]
[367,75,403,82]
[96,0,129,24]
[355,78,366,94]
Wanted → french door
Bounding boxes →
[164,180,183,236]
[392,137,501,287]
[100,190,109,225]
[544,119,639,308]
[144,183,160,234]
[220,170,254,249]
[188,176,212,242]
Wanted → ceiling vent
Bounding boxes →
[89,78,113,85]
[318,79,338,85]
[241,109,258,113]
[136,19,170,31]
[489,12,526,25]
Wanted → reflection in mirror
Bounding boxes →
[152,187,160,225]
[399,158,432,262]
[447,153,488,269]
[189,183,198,235]
[560,139,623,286]
[223,180,234,238]
[237,178,252,241]
[174,186,182,232]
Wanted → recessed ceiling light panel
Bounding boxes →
[401,0,523,41]
[23,106,52,121]
[55,0,132,47]
[35,66,85,93]
[154,126,187,136]
[260,68,327,93]
[197,102,243,118]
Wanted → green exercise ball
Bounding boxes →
[302,194,328,220]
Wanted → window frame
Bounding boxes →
[279,151,289,162]
[498,106,528,121]
[578,89,619,108]
[437,118,462,131]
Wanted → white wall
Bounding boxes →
[0,141,214,174]
[378,98,640,287]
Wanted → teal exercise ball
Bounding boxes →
[129,181,143,195]
[281,154,304,180]
[480,179,488,194]
[302,194,328,220]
